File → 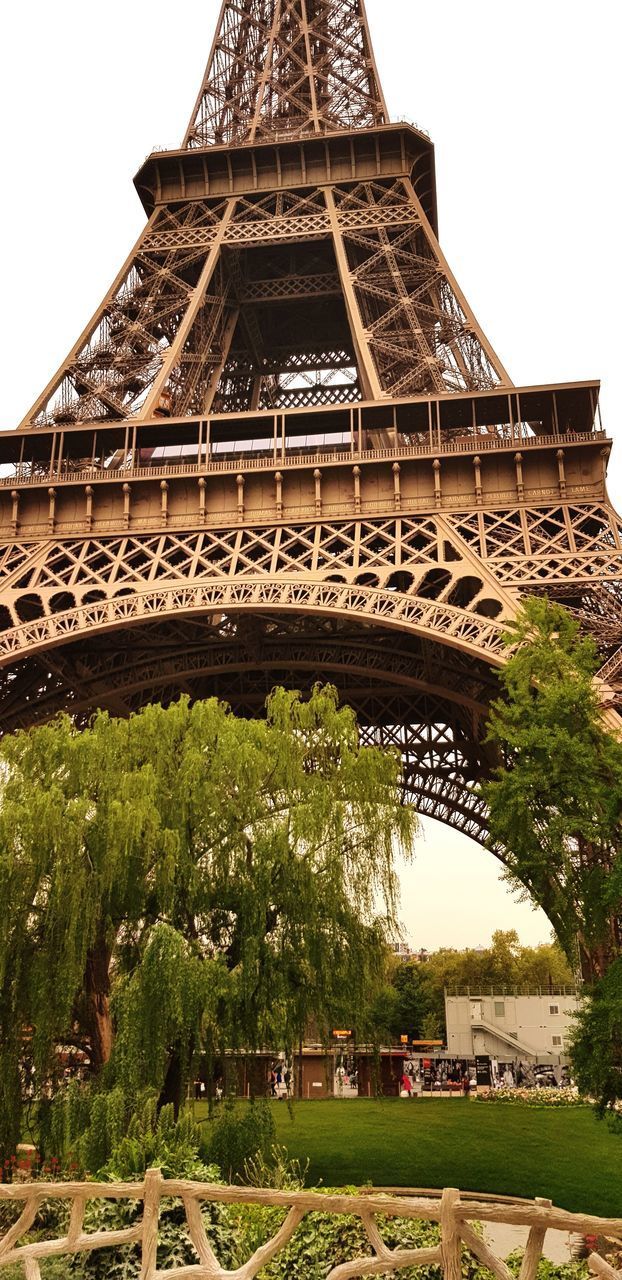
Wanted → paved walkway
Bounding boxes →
[484,1222,572,1262]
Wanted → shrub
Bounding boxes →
[69,1172,236,1280]
[203,1098,276,1183]
[65,1104,237,1280]
[507,1252,589,1280]
[40,1079,128,1172]
[97,1097,203,1180]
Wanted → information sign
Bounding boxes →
[475,1055,492,1087]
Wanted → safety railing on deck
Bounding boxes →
[0,430,606,491]
[1,1172,621,1280]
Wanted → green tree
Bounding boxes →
[570,957,622,1120]
[385,961,431,1042]
[0,686,415,1154]
[513,940,575,989]
[482,597,622,982]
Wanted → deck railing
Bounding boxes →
[0,429,606,491]
[1,1172,621,1280]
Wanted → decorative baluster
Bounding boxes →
[473,455,483,505]
[314,469,322,517]
[47,487,56,532]
[556,449,567,498]
[392,462,401,512]
[274,471,283,519]
[514,451,524,501]
[433,458,442,509]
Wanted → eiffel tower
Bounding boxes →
[1,0,621,846]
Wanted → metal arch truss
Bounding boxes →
[1,499,622,848]
[21,178,509,428]
[0,575,509,670]
[0,608,497,845]
[364,720,492,845]
[183,0,389,147]
[2,504,622,625]
[0,508,512,849]
[0,511,520,650]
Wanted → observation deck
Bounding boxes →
[0,382,607,545]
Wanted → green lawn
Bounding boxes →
[197,1099,622,1215]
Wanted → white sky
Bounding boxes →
[0,1,619,949]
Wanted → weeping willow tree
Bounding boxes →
[0,685,415,1154]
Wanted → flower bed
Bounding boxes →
[477,1087,583,1107]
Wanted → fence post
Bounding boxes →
[520,1197,552,1280]
[140,1167,162,1280]
[440,1187,462,1280]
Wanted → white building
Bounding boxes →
[390,942,414,961]
[444,988,581,1063]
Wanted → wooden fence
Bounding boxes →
[0,1171,621,1280]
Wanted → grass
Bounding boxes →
[197,1098,622,1215]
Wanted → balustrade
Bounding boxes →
[0,431,606,493]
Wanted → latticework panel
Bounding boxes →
[4,500,622,654]
[446,504,622,586]
[22,171,513,425]
[23,201,238,429]
[0,515,513,634]
[330,179,509,396]
[183,0,388,148]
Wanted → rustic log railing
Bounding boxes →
[0,1172,621,1280]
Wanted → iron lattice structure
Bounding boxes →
[1,0,621,848]
[183,0,390,146]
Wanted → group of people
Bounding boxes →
[269,1063,292,1097]
[335,1060,358,1092]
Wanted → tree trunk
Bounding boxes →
[159,1047,184,1118]
[578,928,620,985]
[83,931,113,1075]
[160,1033,196,1117]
